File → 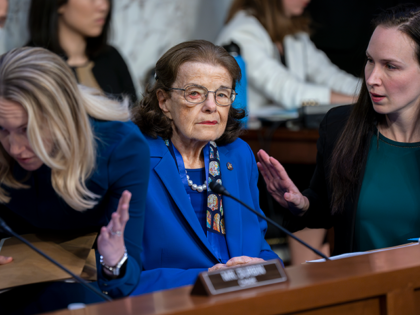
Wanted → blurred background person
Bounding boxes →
[0,0,8,54]
[0,0,7,28]
[0,47,149,314]
[27,0,138,104]
[131,40,280,295]
[307,0,414,77]
[217,0,361,112]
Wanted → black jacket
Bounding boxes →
[85,45,137,104]
[283,105,373,255]
[26,43,137,104]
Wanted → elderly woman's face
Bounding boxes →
[158,62,232,145]
[0,99,44,171]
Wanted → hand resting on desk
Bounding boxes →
[257,150,309,216]
[0,256,12,265]
[208,256,265,272]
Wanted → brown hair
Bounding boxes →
[132,40,245,145]
[329,4,420,214]
[226,0,310,42]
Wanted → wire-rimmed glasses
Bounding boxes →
[166,84,237,107]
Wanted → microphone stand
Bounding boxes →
[209,182,330,261]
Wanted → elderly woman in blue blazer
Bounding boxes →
[131,40,280,295]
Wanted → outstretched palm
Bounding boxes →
[257,150,309,216]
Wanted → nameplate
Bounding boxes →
[190,259,287,296]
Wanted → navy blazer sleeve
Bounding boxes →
[96,123,150,297]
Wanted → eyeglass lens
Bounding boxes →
[184,85,235,105]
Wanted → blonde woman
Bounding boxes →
[0,47,149,314]
[217,0,360,111]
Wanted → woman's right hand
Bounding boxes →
[257,150,309,216]
[0,255,12,265]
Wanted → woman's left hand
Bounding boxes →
[208,256,264,272]
[208,263,228,272]
[97,190,131,267]
[225,256,264,267]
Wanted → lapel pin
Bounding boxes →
[226,162,233,170]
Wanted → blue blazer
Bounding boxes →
[132,136,279,295]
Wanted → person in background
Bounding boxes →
[307,0,414,77]
[27,0,138,104]
[131,40,280,295]
[217,0,360,112]
[0,0,7,28]
[258,4,420,256]
[0,0,7,54]
[0,47,149,314]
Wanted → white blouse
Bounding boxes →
[216,11,361,112]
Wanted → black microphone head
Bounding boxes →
[209,181,218,191]
[209,181,230,196]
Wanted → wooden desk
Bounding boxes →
[241,128,319,164]
[47,244,420,315]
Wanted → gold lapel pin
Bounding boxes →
[226,162,233,170]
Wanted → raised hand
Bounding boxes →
[257,150,309,216]
[97,190,131,268]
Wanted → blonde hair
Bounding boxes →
[0,47,130,211]
[226,0,310,42]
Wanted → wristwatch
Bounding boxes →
[100,249,128,276]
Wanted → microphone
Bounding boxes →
[0,217,112,301]
[209,182,330,261]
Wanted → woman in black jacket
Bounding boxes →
[258,4,420,256]
[27,0,137,104]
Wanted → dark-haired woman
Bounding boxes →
[130,40,280,295]
[217,0,360,111]
[258,4,420,255]
[27,0,137,103]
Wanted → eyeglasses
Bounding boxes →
[166,84,237,107]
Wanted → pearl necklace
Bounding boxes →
[186,172,207,193]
